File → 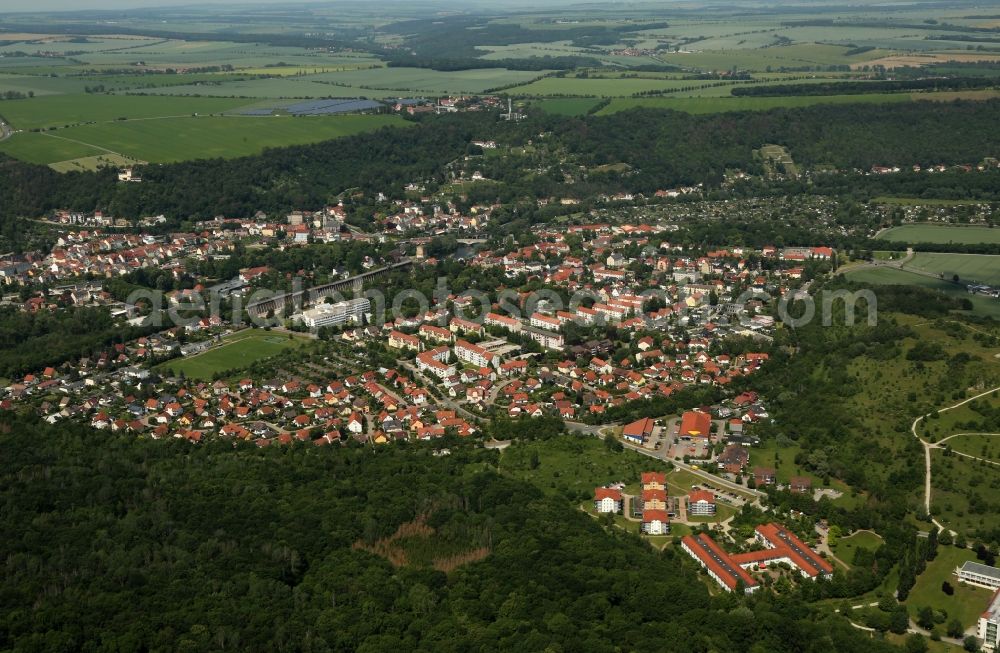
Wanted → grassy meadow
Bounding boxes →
[905,545,994,631]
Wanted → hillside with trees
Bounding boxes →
[0,414,901,653]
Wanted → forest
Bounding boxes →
[0,305,159,379]
[0,414,903,653]
[730,77,997,96]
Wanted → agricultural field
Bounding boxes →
[876,224,1000,245]
[657,43,889,72]
[0,5,997,164]
[307,67,546,93]
[844,267,1000,319]
[508,76,717,97]
[903,253,1000,287]
[0,132,107,165]
[8,113,405,165]
[155,330,311,380]
[0,94,247,131]
[142,67,545,98]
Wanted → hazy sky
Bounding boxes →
[3,0,311,11]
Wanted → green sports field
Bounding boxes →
[876,224,1000,245]
[156,330,311,380]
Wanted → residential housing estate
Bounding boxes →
[682,523,833,594]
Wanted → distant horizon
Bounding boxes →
[0,0,965,15]
[1,0,342,13]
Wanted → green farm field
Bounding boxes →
[0,94,247,130]
[144,67,544,98]
[508,76,730,97]
[1,114,405,165]
[0,132,105,165]
[877,224,1000,245]
[845,267,1000,319]
[156,330,311,380]
[904,253,1000,286]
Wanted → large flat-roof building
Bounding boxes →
[960,561,1000,590]
[300,298,370,328]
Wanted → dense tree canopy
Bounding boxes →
[0,415,902,652]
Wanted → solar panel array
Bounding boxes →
[285,99,384,115]
[240,108,275,116]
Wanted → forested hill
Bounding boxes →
[0,414,900,653]
[1,100,999,226]
[554,99,1000,190]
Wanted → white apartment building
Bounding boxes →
[454,339,498,369]
[978,588,1000,651]
[529,312,561,332]
[959,561,1000,590]
[300,298,370,328]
